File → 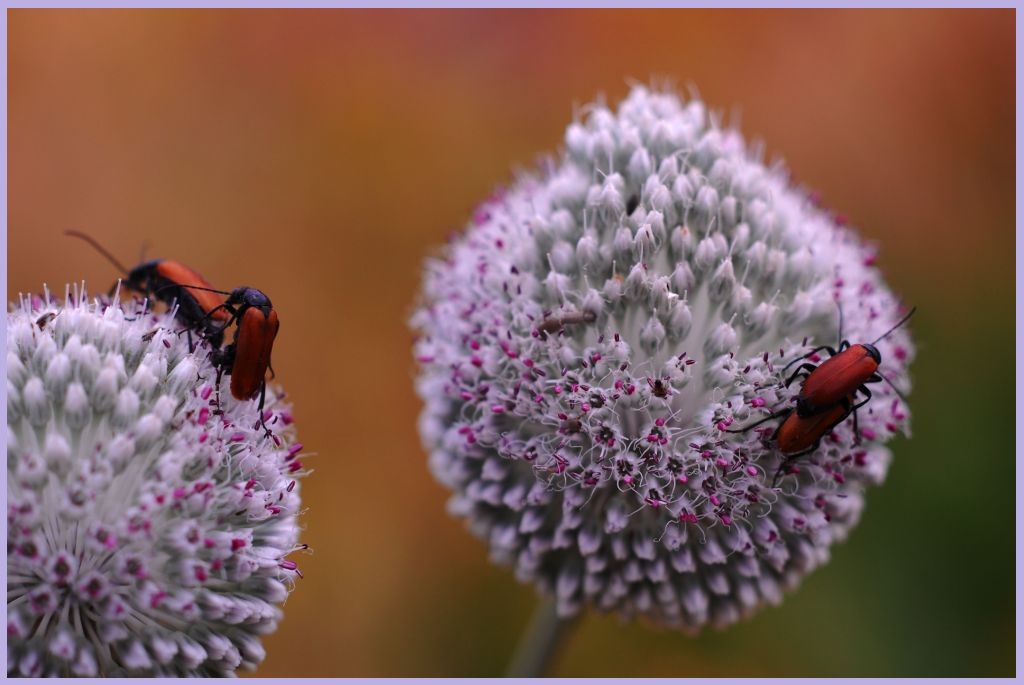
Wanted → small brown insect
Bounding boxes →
[537,310,596,339]
[647,377,670,399]
[35,312,57,330]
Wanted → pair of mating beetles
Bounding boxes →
[728,306,916,485]
[68,231,280,430]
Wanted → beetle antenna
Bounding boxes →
[870,306,917,345]
[836,298,845,345]
[878,373,909,404]
[65,230,130,275]
[153,283,231,296]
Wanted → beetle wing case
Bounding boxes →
[228,308,280,400]
[776,401,850,454]
[799,345,878,415]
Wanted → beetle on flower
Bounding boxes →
[7,287,306,676]
[412,86,915,634]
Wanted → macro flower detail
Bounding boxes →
[412,86,914,631]
[7,288,306,676]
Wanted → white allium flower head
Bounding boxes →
[412,86,914,631]
[7,287,307,676]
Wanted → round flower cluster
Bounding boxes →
[7,287,307,676]
[412,86,913,631]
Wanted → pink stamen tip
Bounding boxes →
[201,386,213,400]
[149,591,167,609]
[746,466,758,476]
[710,495,721,506]
[230,432,247,442]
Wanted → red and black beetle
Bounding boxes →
[728,305,915,484]
[781,306,916,418]
[66,230,232,346]
[770,395,857,485]
[198,287,281,431]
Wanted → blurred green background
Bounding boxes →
[8,9,1013,677]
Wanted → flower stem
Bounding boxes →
[505,599,579,677]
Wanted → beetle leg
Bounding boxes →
[209,345,234,417]
[772,434,834,487]
[781,345,836,373]
[852,385,872,411]
[724,408,792,433]
[254,382,273,437]
[772,442,819,487]
[191,302,240,334]
[783,364,818,388]
[212,364,225,416]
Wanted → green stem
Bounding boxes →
[505,599,579,677]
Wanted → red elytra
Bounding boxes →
[228,307,280,401]
[794,344,881,416]
[775,400,851,455]
[151,262,232,324]
[66,230,232,347]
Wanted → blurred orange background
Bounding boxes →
[8,9,1014,677]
